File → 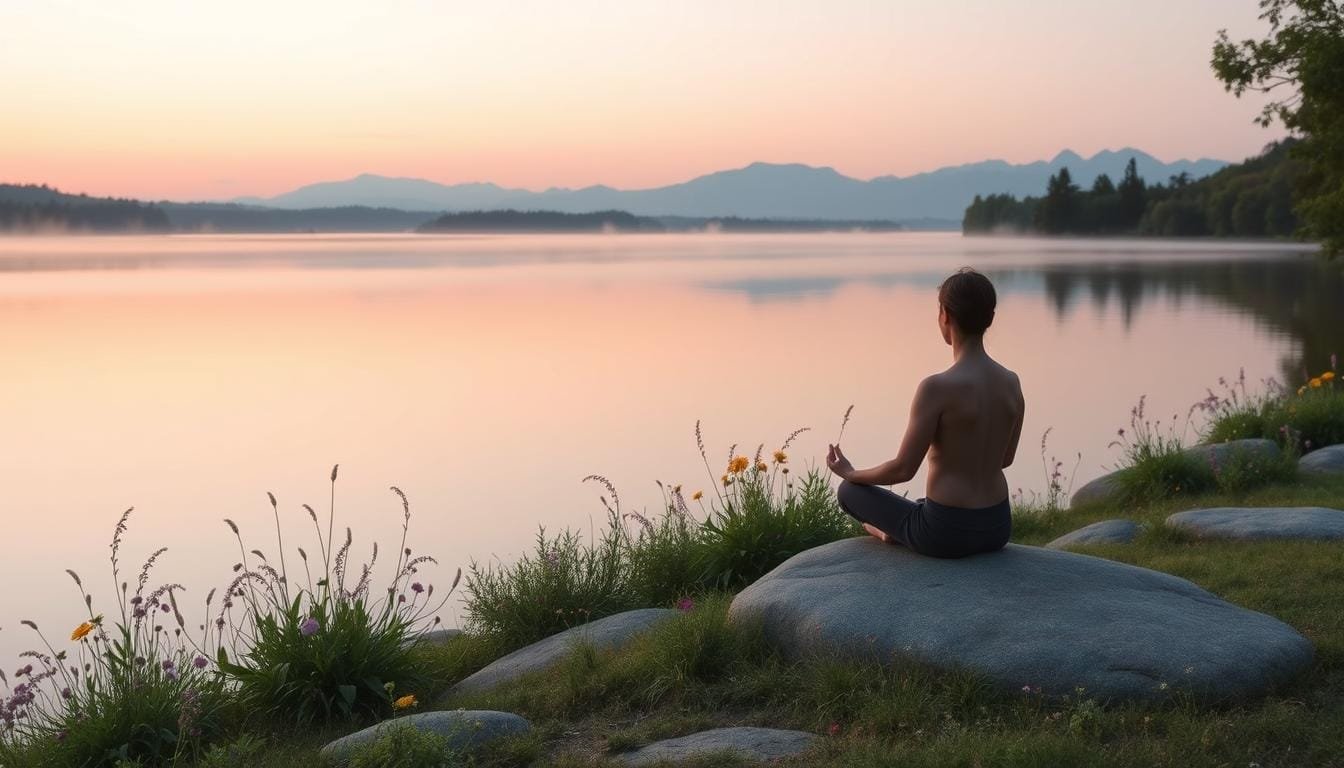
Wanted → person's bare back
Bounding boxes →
[922,353,1023,508]
[826,268,1024,557]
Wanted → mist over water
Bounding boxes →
[0,232,1328,662]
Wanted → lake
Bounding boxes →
[0,232,1335,661]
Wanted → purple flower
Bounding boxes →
[193,656,208,670]
[162,660,174,671]
[398,595,406,604]
[676,597,694,612]
[411,583,424,594]
[299,617,320,637]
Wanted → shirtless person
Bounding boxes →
[826,268,1023,558]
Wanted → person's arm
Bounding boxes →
[1003,381,1025,468]
[828,377,941,486]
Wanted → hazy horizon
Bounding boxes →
[2,1,1286,201]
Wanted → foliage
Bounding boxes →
[1213,0,1344,258]
[194,733,267,768]
[1109,396,1217,504]
[963,143,1304,238]
[217,474,456,724]
[347,724,452,768]
[1200,360,1344,452]
[0,184,171,233]
[463,424,855,649]
[0,512,234,768]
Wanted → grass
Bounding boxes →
[223,471,1344,768]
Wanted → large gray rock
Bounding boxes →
[320,710,529,765]
[729,538,1311,703]
[1046,519,1141,549]
[1071,439,1283,509]
[1166,507,1344,540]
[617,727,816,765]
[449,609,674,696]
[1299,444,1344,477]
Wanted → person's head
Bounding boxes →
[937,267,996,344]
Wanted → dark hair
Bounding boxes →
[938,267,996,336]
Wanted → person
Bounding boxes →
[825,267,1023,558]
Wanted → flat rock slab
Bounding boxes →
[1047,519,1141,549]
[729,537,1311,703]
[321,710,529,765]
[1166,507,1344,540]
[1071,439,1281,510]
[617,727,816,765]
[1299,444,1344,476]
[450,608,674,696]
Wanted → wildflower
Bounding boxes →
[827,722,841,736]
[727,456,750,474]
[70,622,94,642]
[394,694,418,710]
[1310,378,1322,388]
[676,597,694,612]
[1297,386,1306,396]
[721,474,733,487]
[1323,371,1336,382]
[299,617,320,637]
[411,582,424,594]
[692,490,703,501]
[193,656,208,669]
[773,450,788,464]
[755,461,768,473]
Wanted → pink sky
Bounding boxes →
[0,0,1285,201]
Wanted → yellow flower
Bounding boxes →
[1298,386,1307,396]
[71,622,94,642]
[755,461,768,473]
[692,490,703,501]
[1310,378,1322,388]
[393,694,418,710]
[1323,371,1336,382]
[721,474,732,486]
[773,450,788,464]
[727,456,750,474]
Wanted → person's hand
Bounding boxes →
[826,444,855,481]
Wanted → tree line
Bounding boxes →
[0,185,170,233]
[962,141,1302,238]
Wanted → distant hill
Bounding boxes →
[0,183,170,233]
[420,210,913,233]
[238,150,1228,220]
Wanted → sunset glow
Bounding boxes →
[1,0,1284,200]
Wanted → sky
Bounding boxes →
[0,0,1287,201]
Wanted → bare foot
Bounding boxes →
[862,523,893,544]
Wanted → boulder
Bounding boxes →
[729,538,1311,703]
[406,628,463,647]
[1046,519,1140,549]
[1166,507,1344,540]
[1299,444,1344,477]
[320,710,529,765]
[1070,439,1283,510]
[617,727,816,765]
[449,608,674,696]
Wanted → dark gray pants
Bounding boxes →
[837,480,1011,558]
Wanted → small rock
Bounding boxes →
[1069,473,1122,509]
[1166,507,1344,540]
[449,608,674,696]
[617,727,816,765]
[320,710,529,765]
[1046,519,1140,549]
[729,537,1312,702]
[1299,444,1344,477]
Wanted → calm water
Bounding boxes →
[0,233,1336,661]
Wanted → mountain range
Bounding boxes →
[234,149,1230,221]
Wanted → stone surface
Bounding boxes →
[1046,519,1141,549]
[1166,507,1344,540]
[729,537,1312,703]
[1071,439,1283,510]
[617,727,816,765]
[449,608,674,696]
[1299,444,1344,477]
[320,710,529,765]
